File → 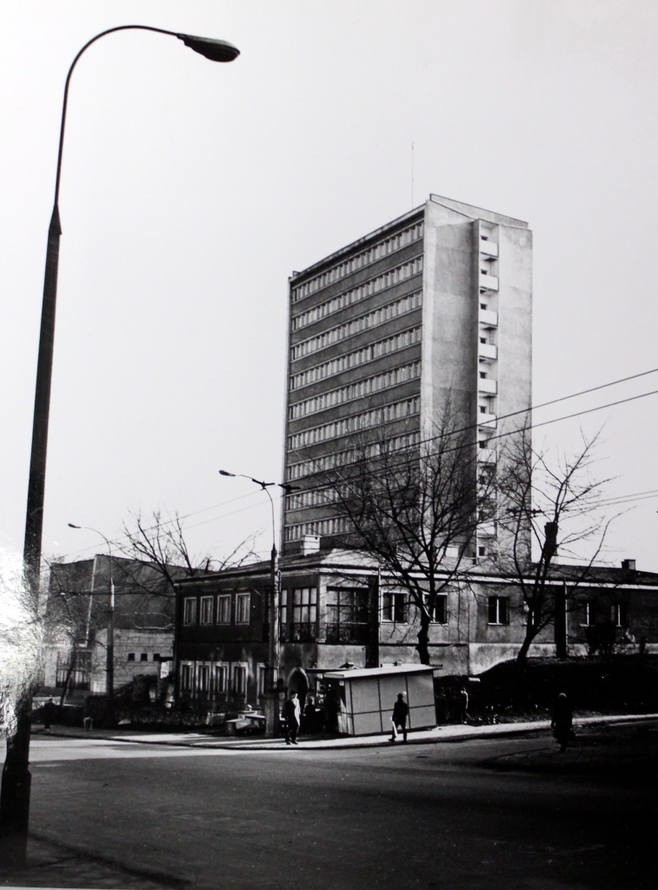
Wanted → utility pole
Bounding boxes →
[543,522,567,659]
[219,470,298,735]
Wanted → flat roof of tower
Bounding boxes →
[290,193,528,283]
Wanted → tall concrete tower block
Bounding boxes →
[282,194,532,560]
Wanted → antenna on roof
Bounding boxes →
[410,140,415,207]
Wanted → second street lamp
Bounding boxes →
[218,469,298,732]
[68,524,115,701]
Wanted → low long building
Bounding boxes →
[174,547,658,712]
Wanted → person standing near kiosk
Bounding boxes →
[389,691,409,743]
[284,692,301,745]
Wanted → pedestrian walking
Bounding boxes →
[456,686,469,724]
[551,691,573,752]
[284,692,301,745]
[325,686,341,734]
[42,697,55,732]
[389,691,409,743]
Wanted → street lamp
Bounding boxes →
[1,24,239,867]
[68,524,115,701]
[218,469,297,729]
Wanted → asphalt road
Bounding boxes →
[24,723,657,890]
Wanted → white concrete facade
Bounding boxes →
[283,195,533,560]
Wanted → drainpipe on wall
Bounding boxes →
[85,555,97,647]
[554,580,568,659]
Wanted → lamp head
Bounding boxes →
[218,469,236,477]
[177,34,240,63]
[68,523,81,529]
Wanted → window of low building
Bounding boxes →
[611,602,627,627]
[183,597,197,626]
[257,664,267,698]
[428,593,448,624]
[235,593,251,625]
[487,595,509,625]
[382,591,408,623]
[291,587,318,641]
[217,593,232,624]
[181,662,193,692]
[232,663,247,696]
[213,664,228,695]
[200,595,214,625]
[580,601,594,627]
[326,587,370,643]
[198,663,210,693]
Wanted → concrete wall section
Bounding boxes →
[91,628,172,694]
[421,198,478,437]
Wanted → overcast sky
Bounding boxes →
[1,0,656,575]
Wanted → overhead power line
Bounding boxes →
[290,367,658,465]
[290,387,658,499]
[43,367,658,571]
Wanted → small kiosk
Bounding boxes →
[323,664,437,736]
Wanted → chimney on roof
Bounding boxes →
[621,558,637,573]
[301,534,321,556]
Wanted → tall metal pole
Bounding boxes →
[0,25,239,867]
[262,484,281,690]
[218,471,294,690]
[218,470,298,737]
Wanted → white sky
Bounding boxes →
[1,0,656,573]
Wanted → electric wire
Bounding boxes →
[25,367,658,580]
[289,367,658,468]
[286,387,658,503]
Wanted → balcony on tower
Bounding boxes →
[477,519,497,538]
[478,411,497,431]
[479,270,499,292]
[478,376,497,395]
[477,447,496,464]
[479,308,498,328]
[479,238,498,259]
[478,342,497,361]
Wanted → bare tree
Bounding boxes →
[42,559,94,705]
[494,428,613,662]
[41,513,257,696]
[319,415,493,664]
[118,509,257,617]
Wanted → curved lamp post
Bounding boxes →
[1,25,239,867]
[68,524,115,700]
[218,470,298,725]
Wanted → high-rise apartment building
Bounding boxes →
[282,194,532,557]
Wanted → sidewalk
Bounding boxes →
[39,710,658,750]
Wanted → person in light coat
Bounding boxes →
[284,692,301,745]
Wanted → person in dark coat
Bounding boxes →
[456,686,469,724]
[390,691,409,743]
[42,698,56,732]
[283,692,301,745]
[325,686,340,734]
[551,691,573,752]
